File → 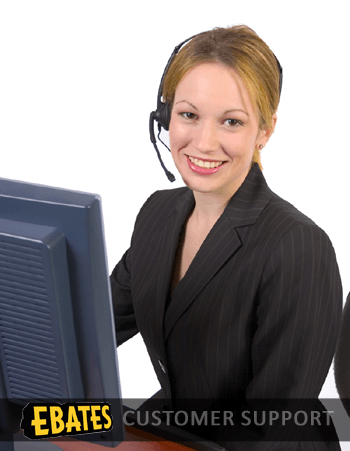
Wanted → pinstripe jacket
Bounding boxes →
[110,164,342,450]
[335,292,350,415]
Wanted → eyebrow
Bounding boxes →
[224,108,249,117]
[174,100,249,117]
[174,100,197,109]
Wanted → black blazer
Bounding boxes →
[111,164,342,450]
[335,292,350,414]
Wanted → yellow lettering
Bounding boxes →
[50,406,65,434]
[101,405,112,429]
[77,405,91,431]
[31,406,49,436]
[66,405,81,433]
[90,405,102,430]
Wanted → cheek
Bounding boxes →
[169,120,190,152]
[169,123,181,162]
[168,122,177,151]
[233,129,259,152]
[223,135,249,155]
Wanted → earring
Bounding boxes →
[259,144,264,150]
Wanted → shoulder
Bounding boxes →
[268,189,317,228]
[257,190,341,285]
[231,164,334,252]
[232,166,341,284]
[254,185,342,315]
[259,185,332,249]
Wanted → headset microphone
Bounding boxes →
[149,35,196,182]
[149,112,175,182]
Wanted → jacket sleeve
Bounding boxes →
[248,223,342,400]
[218,224,343,451]
[110,248,137,346]
[110,192,157,347]
[334,292,350,414]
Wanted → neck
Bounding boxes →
[190,163,254,222]
[191,190,232,225]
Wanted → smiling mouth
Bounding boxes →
[187,155,225,169]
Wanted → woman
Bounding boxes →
[111,25,342,449]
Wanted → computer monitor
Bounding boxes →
[0,177,124,449]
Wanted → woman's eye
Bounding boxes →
[224,119,242,127]
[180,112,197,120]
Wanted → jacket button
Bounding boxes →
[158,359,166,373]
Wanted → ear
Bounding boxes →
[257,113,277,148]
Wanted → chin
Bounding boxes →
[180,174,222,194]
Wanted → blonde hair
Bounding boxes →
[162,25,281,168]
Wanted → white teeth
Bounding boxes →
[188,156,223,168]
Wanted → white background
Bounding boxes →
[1,0,349,446]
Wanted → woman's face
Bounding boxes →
[169,62,273,199]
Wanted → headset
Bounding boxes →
[149,32,283,182]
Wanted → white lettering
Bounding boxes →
[211,411,220,426]
[123,411,135,427]
[223,411,234,426]
[162,411,174,426]
[174,411,188,427]
[294,411,308,426]
[310,410,321,426]
[269,411,279,425]
[191,411,208,426]
[323,411,334,426]
[281,411,292,425]
[241,411,251,426]
[151,410,162,426]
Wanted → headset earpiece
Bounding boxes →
[152,102,171,131]
[149,35,197,182]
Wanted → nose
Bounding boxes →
[193,121,219,153]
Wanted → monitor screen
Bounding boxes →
[0,177,124,448]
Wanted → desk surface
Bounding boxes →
[48,425,196,450]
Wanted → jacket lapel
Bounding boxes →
[145,189,194,356]
[163,164,272,342]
